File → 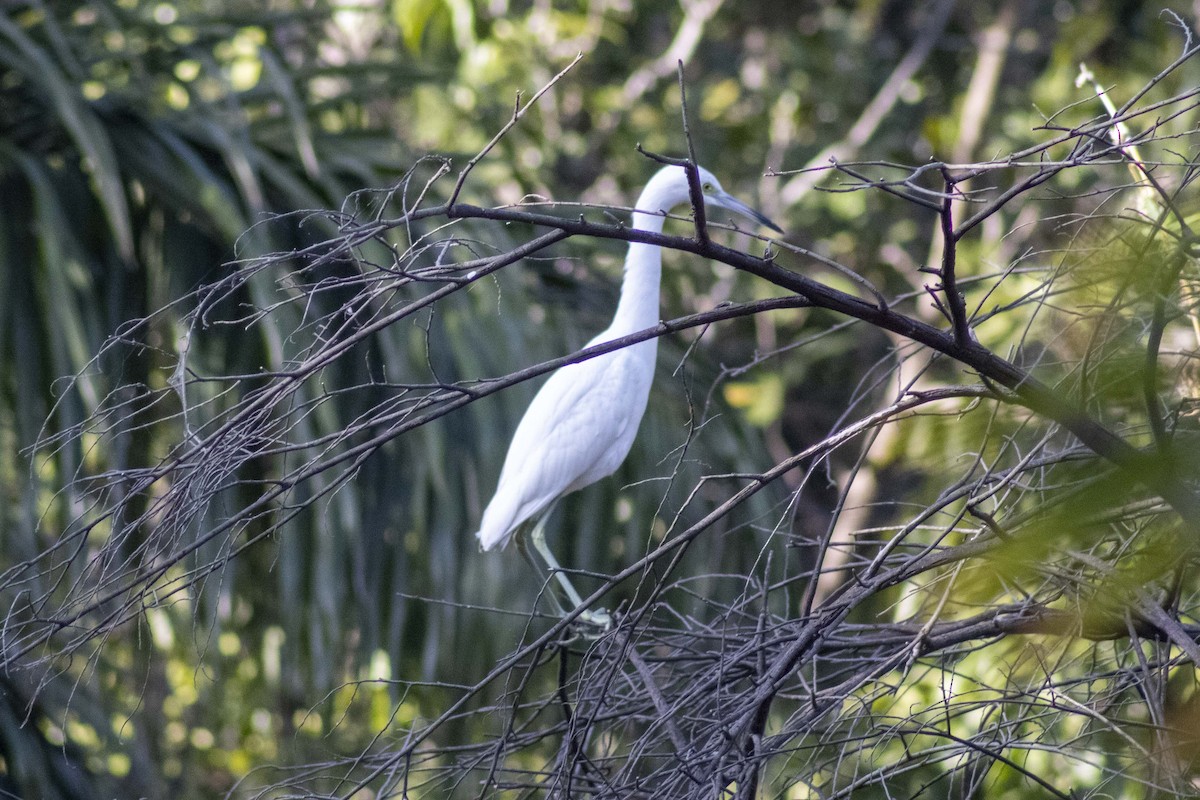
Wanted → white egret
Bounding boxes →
[475,164,781,627]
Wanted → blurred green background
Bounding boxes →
[1,1,1198,797]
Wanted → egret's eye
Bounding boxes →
[702,182,714,193]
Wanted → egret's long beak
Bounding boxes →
[710,191,784,234]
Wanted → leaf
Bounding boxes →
[3,146,101,411]
[258,46,320,179]
[723,373,785,427]
[392,0,445,54]
[0,17,134,262]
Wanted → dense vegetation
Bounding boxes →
[1,1,1199,797]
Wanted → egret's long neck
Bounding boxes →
[608,206,665,337]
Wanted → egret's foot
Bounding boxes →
[572,606,613,637]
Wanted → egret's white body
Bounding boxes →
[475,331,655,551]
[474,164,779,619]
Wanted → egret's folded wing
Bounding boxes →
[474,351,647,550]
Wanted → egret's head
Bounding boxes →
[641,165,782,233]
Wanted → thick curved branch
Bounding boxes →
[442,200,1200,528]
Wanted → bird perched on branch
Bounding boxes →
[475,163,782,628]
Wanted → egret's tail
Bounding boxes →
[476,492,554,552]
[475,498,520,551]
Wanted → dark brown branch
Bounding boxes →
[939,168,972,346]
[676,60,709,244]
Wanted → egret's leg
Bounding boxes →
[517,504,612,630]
[528,510,587,611]
[515,506,568,617]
